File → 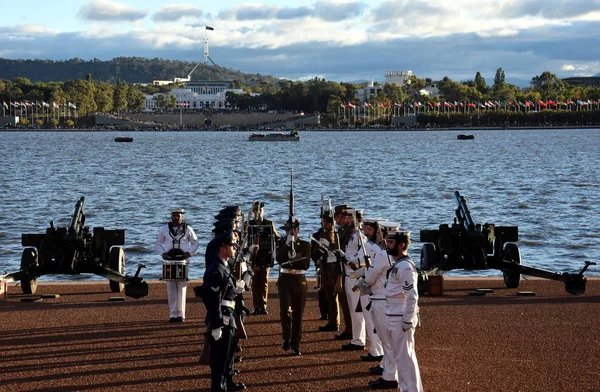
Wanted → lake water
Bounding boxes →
[1,129,599,283]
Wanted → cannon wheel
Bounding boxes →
[20,248,39,295]
[502,243,521,288]
[109,247,125,293]
[420,243,438,272]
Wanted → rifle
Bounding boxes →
[232,212,248,340]
[350,211,370,269]
[327,199,344,293]
[288,168,296,258]
[198,333,211,365]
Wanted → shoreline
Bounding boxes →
[1,125,599,132]
[2,278,599,391]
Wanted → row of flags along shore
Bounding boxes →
[340,99,600,114]
[2,101,77,109]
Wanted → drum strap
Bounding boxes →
[168,222,187,249]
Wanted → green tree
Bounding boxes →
[474,72,487,94]
[94,82,114,112]
[530,71,567,100]
[112,80,129,112]
[493,68,506,90]
[63,79,95,115]
[402,75,426,100]
[126,85,146,111]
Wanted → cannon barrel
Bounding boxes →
[454,191,476,231]
[69,196,86,235]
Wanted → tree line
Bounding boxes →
[2,59,600,124]
[0,57,279,85]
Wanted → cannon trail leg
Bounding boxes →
[109,247,125,293]
[502,243,521,288]
[20,248,39,295]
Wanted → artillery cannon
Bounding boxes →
[2,197,148,299]
[419,191,595,295]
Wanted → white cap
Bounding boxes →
[379,221,401,231]
[171,208,185,214]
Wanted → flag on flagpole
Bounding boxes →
[205,26,214,30]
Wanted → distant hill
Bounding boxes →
[0,57,280,85]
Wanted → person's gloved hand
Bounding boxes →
[235,280,245,294]
[333,249,347,262]
[211,327,223,341]
[286,235,295,246]
[354,266,366,278]
[319,238,330,247]
[249,244,259,253]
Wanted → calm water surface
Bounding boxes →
[1,129,599,283]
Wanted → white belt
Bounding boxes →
[280,268,305,275]
[221,299,235,308]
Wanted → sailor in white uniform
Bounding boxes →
[155,208,199,322]
[340,209,367,351]
[384,228,423,392]
[360,221,401,389]
[353,218,385,363]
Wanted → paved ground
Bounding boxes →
[1,277,599,391]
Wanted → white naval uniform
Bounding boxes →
[155,222,200,320]
[359,240,384,357]
[343,230,367,346]
[385,255,423,392]
[364,248,397,382]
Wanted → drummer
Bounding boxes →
[155,208,200,323]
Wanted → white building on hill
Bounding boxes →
[384,70,413,86]
[144,80,251,111]
[355,81,383,102]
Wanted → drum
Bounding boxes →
[162,262,188,281]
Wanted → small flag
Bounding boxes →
[205,26,214,31]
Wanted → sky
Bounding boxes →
[2,0,600,85]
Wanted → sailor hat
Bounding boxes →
[386,228,411,242]
[379,221,401,232]
[363,217,387,227]
[171,208,185,214]
[345,208,363,217]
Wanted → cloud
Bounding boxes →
[498,0,600,19]
[276,6,313,20]
[152,4,203,22]
[219,1,366,22]
[369,0,441,23]
[3,2,600,83]
[77,0,147,22]
[313,0,368,22]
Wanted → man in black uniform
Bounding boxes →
[248,201,280,315]
[276,218,311,356]
[333,205,354,341]
[203,230,246,391]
